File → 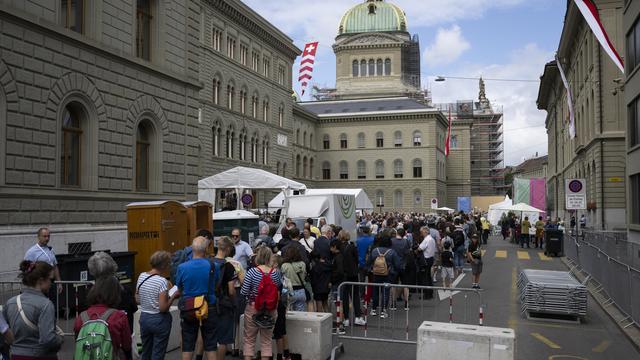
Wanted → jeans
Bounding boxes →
[140,312,172,360]
[341,276,362,320]
[372,275,390,310]
[289,288,307,311]
[424,257,434,299]
[520,234,530,248]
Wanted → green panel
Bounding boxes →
[340,1,407,34]
[514,178,531,205]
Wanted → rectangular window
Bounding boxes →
[323,140,330,150]
[136,140,149,191]
[323,169,330,180]
[376,138,384,147]
[632,173,640,225]
[413,167,422,178]
[252,52,260,72]
[136,0,152,60]
[60,0,84,33]
[340,173,348,180]
[340,139,347,149]
[61,126,82,186]
[278,107,284,127]
[450,135,458,148]
[627,17,640,73]
[263,58,270,77]
[226,37,235,59]
[278,66,286,85]
[240,44,248,66]
[212,29,222,51]
[631,97,640,147]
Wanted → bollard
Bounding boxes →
[449,293,453,323]
[479,305,484,326]
[335,299,342,327]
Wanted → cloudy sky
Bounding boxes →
[243,0,566,166]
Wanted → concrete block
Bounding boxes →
[417,321,515,360]
[132,306,181,353]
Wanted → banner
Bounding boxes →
[457,197,471,213]
[513,178,531,205]
[530,178,547,215]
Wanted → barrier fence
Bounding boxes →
[565,231,640,329]
[0,280,94,336]
[334,281,484,345]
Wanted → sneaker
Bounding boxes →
[370,309,378,316]
[404,302,410,311]
[354,317,367,326]
[334,327,346,335]
[380,311,388,319]
[343,319,350,327]
[389,304,397,311]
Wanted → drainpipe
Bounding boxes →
[598,46,605,230]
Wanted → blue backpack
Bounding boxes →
[170,246,193,282]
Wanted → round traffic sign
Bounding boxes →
[568,180,583,193]
[241,193,253,205]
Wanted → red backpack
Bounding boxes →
[254,267,279,312]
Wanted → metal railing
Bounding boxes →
[0,280,94,336]
[333,281,484,345]
[564,231,640,329]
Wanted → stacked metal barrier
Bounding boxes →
[517,269,587,317]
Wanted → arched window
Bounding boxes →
[309,158,314,179]
[376,190,384,207]
[61,102,85,186]
[239,130,246,160]
[360,60,367,76]
[282,163,287,177]
[394,190,403,208]
[357,160,366,179]
[413,159,422,178]
[322,161,331,179]
[262,138,269,164]
[339,161,348,179]
[251,134,258,162]
[376,59,383,76]
[239,89,247,114]
[413,190,422,206]
[262,100,269,122]
[278,104,284,127]
[296,155,301,176]
[135,120,156,191]
[303,131,307,147]
[310,134,314,149]
[226,129,234,158]
[296,129,300,144]
[251,94,258,118]
[212,78,220,104]
[375,160,384,179]
[376,131,384,147]
[323,134,330,149]
[394,159,403,178]
[368,59,375,77]
[384,58,391,76]
[394,131,402,147]
[413,131,422,146]
[303,156,308,178]
[340,133,348,149]
[352,60,359,77]
[226,84,234,109]
[357,132,365,148]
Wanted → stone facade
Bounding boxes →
[624,0,640,245]
[537,0,627,230]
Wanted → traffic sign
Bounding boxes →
[241,193,253,206]
[565,179,586,210]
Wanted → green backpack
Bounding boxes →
[74,309,116,360]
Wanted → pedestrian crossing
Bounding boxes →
[483,249,554,261]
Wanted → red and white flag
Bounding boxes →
[445,106,452,157]
[556,55,576,139]
[298,42,318,96]
[574,0,624,73]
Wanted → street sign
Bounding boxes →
[565,179,586,210]
[431,198,438,209]
[241,193,253,206]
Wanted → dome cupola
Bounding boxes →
[338,0,408,35]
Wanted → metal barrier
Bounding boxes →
[0,280,93,336]
[333,281,484,345]
[564,231,640,329]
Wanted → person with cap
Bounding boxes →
[466,234,483,289]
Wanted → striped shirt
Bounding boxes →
[240,267,282,303]
[136,272,169,314]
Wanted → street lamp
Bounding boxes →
[435,76,446,82]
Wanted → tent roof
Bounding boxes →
[508,202,545,213]
[198,166,306,191]
[436,207,455,212]
[488,195,512,211]
[213,210,259,220]
[268,188,374,210]
[287,196,330,218]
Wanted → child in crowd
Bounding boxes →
[440,241,455,289]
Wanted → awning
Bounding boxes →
[268,188,374,210]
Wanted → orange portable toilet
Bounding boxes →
[183,201,213,246]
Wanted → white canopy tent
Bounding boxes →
[435,207,456,213]
[487,195,513,226]
[197,166,306,209]
[268,188,374,211]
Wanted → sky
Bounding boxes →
[243,0,567,166]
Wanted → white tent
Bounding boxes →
[508,203,544,213]
[487,195,513,225]
[436,207,455,213]
[268,188,374,211]
[197,167,306,208]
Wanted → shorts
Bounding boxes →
[216,311,234,345]
[181,309,218,352]
[314,292,329,301]
[441,267,454,280]
[433,252,442,267]
[453,249,466,268]
[471,259,483,275]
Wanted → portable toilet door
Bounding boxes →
[183,201,213,245]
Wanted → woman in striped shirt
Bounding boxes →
[135,251,178,360]
[240,247,282,360]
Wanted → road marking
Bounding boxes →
[438,273,465,300]
[592,340,611,353]
[538,252,552,261]
[517,251,531,260]
[495,250,507,258]
[548,356,588,360]
[531,332,562,349]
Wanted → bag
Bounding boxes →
[371,249,390,276]
[179,259,216,323]
[254,268,279,312]
[452,229,465,249]
[213,258,235,315]
[294,269,312,302]
[74,309,117,360]
[170,246,192,282]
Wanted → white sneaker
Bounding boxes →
[343,319,350,327]
[354,317,367,326]
[380,311,388,319]
[370,309,378,316]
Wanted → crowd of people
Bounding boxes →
[0,210,493,360]
[498,212,565,249]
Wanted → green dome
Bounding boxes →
[339,0,408,35]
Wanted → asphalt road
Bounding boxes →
[59,235,639,359]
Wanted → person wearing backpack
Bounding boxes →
[212,237,239,360]
[175,236,219,360]
[3,261,63,360]
[451,218,467,278]
[135,250,178,360]
[366,234,401,319]
[74,275,132,360]
[390,228,411,311]
[240,247,282,360]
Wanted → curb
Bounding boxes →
[561,256,640,351]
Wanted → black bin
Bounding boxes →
[56,251,136,315]
[544,230,564,257]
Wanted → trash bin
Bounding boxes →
[544,230,564,257]
[56,251,137,315]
